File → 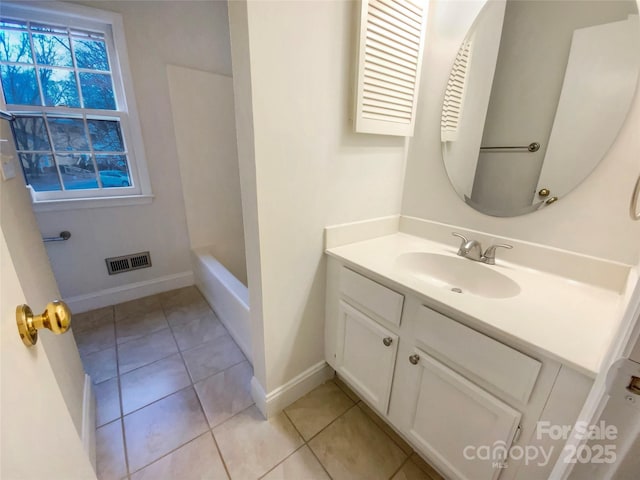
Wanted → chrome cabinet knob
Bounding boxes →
[383,337,393,347]
[409,354,420,365]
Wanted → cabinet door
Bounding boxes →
[405,348,521,480]
[337,300,398,413]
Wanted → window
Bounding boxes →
[0,2,151,207]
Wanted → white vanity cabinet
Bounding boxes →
[330,266,404,413]
[401,348,521,480]
[336,301,399,412]
[324,257,594,480]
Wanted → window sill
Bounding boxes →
[31,194,154,212]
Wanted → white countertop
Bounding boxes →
[327,232,632,377]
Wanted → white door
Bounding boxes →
[0,119,96,479]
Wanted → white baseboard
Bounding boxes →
[251,361,335,419]
[82,374,96,470]
[64,271,194,313]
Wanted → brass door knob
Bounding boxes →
[16,300,71,347]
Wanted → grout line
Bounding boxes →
[126,430,213,478]
[355,401,415,458]
[388,455,411,480]
[208,430,232,480]
[281,409,334,480]
[256,444,307,480]
[111,305,132,479]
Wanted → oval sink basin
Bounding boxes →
[394,252,521,299]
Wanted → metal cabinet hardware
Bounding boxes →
[16,300,71,347]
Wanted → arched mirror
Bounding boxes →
[441,0,640,217]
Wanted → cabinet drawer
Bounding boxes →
[340,267,404,326]
[415,305,541,405]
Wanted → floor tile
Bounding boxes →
[213,405,303,480]
[182,333,246,382]
[309,406,408,480]
[392,459,435,480]
[159,286,204,309]
[171,313,227,351]
[121,353,191,414]
[334,374,361,403]
[115,295,162,321]
[74,321,116,357]
[117,328,178,374]
[96,419,127,480]
[130,433,228,480]
[124,387,209,472]
[83,347,117,384]
[284,380,354,440]
[73,306,114,333]
[195,361,253,427]
[410,453,445,480]
[95,377,121,427]
[116,310,169,345]
[164,297,213,327]
[358,402,413,454]
[261,446,329,480]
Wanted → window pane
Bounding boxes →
[40,68,80,107]
[19,153,61,191]
[0,30,33,63]
[58,153,98,190]
[48,117,89,151]
[96,155,130,188]
[33,33,73,67]
[79,72,115,109]
[12,116,51,151]
[87,119,124,151]
[0,65,41,105]
[73,39,109,71]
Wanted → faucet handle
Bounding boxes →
[452,232,468,244]
[451,232,468,255]
[483,243,513,265]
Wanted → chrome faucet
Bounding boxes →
[452,232,512,265]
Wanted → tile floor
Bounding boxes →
[74,286,444,480]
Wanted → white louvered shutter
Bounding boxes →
[441,40,473,142]
[354,0,429,137]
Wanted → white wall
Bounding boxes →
[167,65,247,285]
[35,1,232,305]
[402,0,640,265]
[230,0,407,394]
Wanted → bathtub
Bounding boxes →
[191,247,252,364]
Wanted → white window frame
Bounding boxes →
[0,1,152,211]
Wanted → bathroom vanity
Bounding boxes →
[324,222,633,480]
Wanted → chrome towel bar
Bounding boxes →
[480,142,540,152]
[43,231,71,242]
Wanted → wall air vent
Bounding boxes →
[105,251,152,275]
